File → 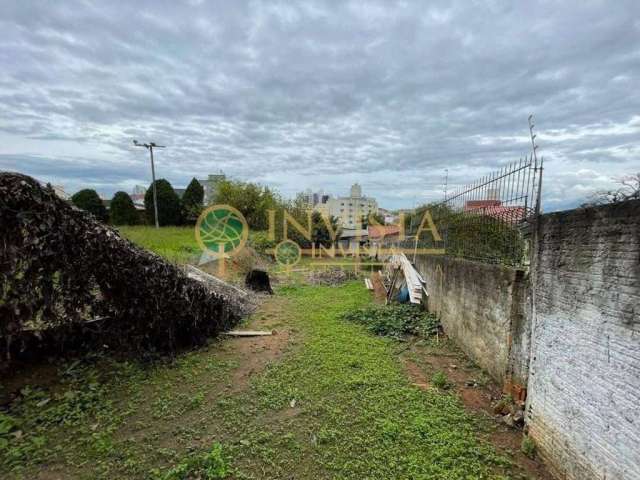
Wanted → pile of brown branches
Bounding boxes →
[0,173,240,362]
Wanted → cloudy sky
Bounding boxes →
[1,1,638,210]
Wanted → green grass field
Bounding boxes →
[117,226,199,264]
[0,282,527,479]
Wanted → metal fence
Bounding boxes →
[402,153,543,267]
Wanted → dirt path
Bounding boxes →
[3,284,552,479]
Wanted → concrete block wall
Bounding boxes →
[414,254,529,386]
[526,200,640,480]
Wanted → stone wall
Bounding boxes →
[526,200,640,480]
[414,255,529,388]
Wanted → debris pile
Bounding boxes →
[307,267,358,286]
[381,253,427,304]
[244,269,273,294]
[0,173,245,363]
[184,265,259,316]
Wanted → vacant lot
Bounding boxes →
[2,228,548,479]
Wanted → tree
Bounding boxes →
[582,173,640,207]
[181,178,205,224]
[71,189,108,222]
[144,179,183,226]
[213,179,279,231]
[110,191,138,225]
[311,211,341,247]
[359,212,385,228]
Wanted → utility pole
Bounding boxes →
[444,168,449,201]
[133,140,165,228]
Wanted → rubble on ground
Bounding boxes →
[306,267,358,286]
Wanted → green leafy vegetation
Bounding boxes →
[181,177,205,224]
[109,191,139,225]
[159,443,228,480]
[145,179,183,226]
[521,436,537,459]
[213,178,279,231]
[118,226,199,263]
[71,188,108,222]
[213,178,341,247]
[432,371,450,389]
[406,202,526,266]
[1,282,514,479]
[341,303,440,339]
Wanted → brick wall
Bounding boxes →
[526,200,640,480]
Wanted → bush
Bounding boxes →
[144,179,183,226]
[249,231,276,254]
[162,443,229,479]
[431,371,449,389]
[213,179,279,231]
[109,191,138,225]
[521,437,536,459]
[342,304,440,340]
[182,178,204,224]
[71,189,108,223]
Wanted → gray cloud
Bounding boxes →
[0,0,639,210]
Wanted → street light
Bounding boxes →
[133,140,165,228]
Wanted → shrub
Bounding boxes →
[71,189,108,223]
[109,191,138,225]
[431,371,449,389]
[162,443,229,479]
[342,304,440,340]
[182,177,204,224]
[144,179,183,226]
[249,231,276,254]
[521,436,536,459]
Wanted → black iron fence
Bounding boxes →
[403,153,543,267]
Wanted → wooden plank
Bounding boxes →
[222,330,274,337]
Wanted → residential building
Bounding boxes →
[464,199,525,224]
[316,183,378,230]
[378,207,398,225]
[198,173,225,204]
[368,224,401,245]
[298,189,325,207]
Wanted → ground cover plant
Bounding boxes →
[341,303,441,339]
[1,282,521,479]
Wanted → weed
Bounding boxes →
[521,436,537,459]
[161,443,229,479]
[341,304,440,339]
[432,371,450,389]
[1,281,515,479]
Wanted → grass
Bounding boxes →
[1,282,513,479]
[117,226,199,263]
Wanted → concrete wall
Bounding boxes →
[414,255,529,387]
[415,199,640,480]
[526,200,640,480]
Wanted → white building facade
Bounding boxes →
[316,183,378,230]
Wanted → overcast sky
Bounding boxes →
[1,1,638,210]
